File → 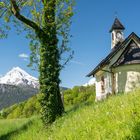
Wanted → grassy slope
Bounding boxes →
[1,90,140,140]
[1,85,95,119]
[0,118,33,140]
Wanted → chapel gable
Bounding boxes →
[113,40,140,67]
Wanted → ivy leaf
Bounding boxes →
[4,16,9,23]
[0,2,5,7]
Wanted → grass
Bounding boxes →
[0,85,95,119]
[1,90,140,140]
[0,118,33,140]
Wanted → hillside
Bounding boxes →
[0,67,39,110]
[0,89,140,140]
[0,85,95,119]
[0,67,69,111]
[0,84,38,110]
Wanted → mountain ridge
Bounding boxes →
[0,67,39,88]
[0,83,38,110]
[0,67,68,110]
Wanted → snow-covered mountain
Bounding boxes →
[0,67,69,110]
[83,78,95,87]
[0,67,39,88]
[0,84,38,110]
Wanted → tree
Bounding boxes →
[0,0,74,125]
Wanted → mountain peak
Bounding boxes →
[12,67,24,71]
[0,67,39,88]
[6,67,33,76]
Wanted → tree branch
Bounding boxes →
[0,9,7,18]
[10,0,41,32]
[42,0,44,4]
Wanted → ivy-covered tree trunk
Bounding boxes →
[38,0,64,125]
[0,0,74,126]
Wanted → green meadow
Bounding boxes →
[0,89,140,140]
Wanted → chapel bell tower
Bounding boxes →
[110,18,125,49]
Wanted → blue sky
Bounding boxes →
[1,0,140,88]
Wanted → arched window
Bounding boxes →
[101,76,105,93]
[112,33,114,40]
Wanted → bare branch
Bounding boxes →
[10,0,41,32]
[42,0,44,3]
[0,9,7,18]
[60,51,74,69]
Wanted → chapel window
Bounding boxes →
[112,33,114,40]
[101,76,105,93]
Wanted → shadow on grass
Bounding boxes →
[0,120,33,140]
[65,101,94,114]
[125,122,140,140]
[131,122,140,140]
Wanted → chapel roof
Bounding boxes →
[112,40,140,67]
[87,32,140,77]
[109,18,125,32]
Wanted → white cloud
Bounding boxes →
[71,60,85,66]
[19,53,29,59]
[83,78,95,87]
[23,58,28,61]
[19,53,29,61]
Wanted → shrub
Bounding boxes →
[0,85,95,119]
[64,85,95,108]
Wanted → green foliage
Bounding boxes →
[0,94,41,119]
[1,90,140,139]
[0,0,74,125]
[64,85,95,107]
[7,103,24,119]
[0,0,74,69]
[0,2,5,7]
[0,117,34,139]
[0,86,95,119]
